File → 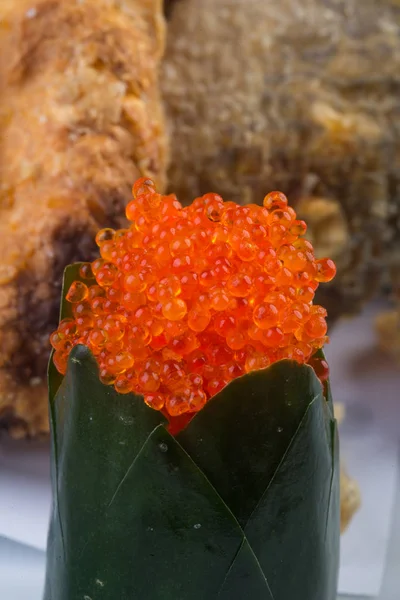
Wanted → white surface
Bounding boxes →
[0,302,399,599]
[0,440,50,552]
[325,304,400,597]
[0,537,45,600]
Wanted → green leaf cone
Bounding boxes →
[44,265,339,600]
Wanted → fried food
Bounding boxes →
[0,0,167,437]
[162,0,400,321]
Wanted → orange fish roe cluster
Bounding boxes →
[51,177,336,421]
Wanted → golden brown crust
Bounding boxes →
[161,0,400,321]
[0,0,167,437]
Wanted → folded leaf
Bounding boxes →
[45,345,338,600]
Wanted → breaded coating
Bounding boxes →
[162,0,400,321]
[0,0,167,437]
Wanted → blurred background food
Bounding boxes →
[0,0,398,446]
[376,304,400,363]
[0,0,167,437]
[335,402,362,532]
[340,467,362,533]
[162,0,400,322]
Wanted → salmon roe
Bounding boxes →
[51,178,335,425]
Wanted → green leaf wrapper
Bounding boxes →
[45,265,340,600]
